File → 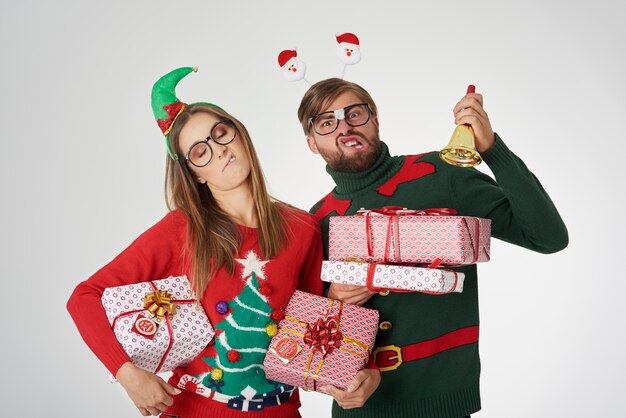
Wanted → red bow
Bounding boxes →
[303,318,343,357]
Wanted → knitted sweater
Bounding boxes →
[67,207,324,418]
[310,135,568,418]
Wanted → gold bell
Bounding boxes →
[439,85,482,168]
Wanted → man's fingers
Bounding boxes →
[347,370,368,392]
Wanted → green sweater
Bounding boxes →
[310,135,568,418]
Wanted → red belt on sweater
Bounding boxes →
[373,325,479,372]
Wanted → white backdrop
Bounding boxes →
[1,1,624,417]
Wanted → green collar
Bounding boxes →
[326,142,403,196]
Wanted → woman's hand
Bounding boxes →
[116,362,181,416]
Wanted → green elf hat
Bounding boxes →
[151,66,222,160]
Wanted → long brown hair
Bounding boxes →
[297,78,378,135]
[165,103,288,298]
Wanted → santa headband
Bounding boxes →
[151,67,222,160]
[277,32,362,84]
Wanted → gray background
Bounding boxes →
[1,0,624,416]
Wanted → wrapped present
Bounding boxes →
[263,291,379,393]
[101,275,214,377]
[329,207,491,265]
[321,260,465,294]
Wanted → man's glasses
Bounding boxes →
[185,119,237,167]
[308,103,371,136]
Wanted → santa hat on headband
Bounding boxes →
[336,32,361,74]
[277,49,309,83]
[278,49,298,68]
[336,32,360,47]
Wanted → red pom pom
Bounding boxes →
[259,283,272,296]
[271,309,285,323]
[227,350,240,363]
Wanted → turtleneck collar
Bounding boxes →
[325,141,402,196]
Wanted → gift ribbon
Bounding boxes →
[279,299,369,391]
[110,280,196,374]
[365,263,459,294]
[360,207,481,265]
[144,289,176,319]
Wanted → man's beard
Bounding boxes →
[324,132,382,173]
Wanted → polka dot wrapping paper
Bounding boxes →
[320,260,465,294]
[101,275,215,379]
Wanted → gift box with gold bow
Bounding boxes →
[263,290,379,393]
[101,275,214,376]
[329,207,491,266]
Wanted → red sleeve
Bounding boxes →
[295,214,324,296]
[66,211,188,376]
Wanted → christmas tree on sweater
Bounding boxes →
[201,251,281,399]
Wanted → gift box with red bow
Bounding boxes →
[263,290,379,393]
[328,207,491,265]
[101,275,214,377]
[320,260,465,294]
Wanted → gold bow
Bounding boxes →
[143,289,176,319]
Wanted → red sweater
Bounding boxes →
[67,207,324,418]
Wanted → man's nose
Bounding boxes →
[335,118,351,135]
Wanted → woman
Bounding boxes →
[67,67,324,418]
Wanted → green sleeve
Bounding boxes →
[446,134,568,254]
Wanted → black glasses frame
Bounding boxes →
[307,103,372,136]
[184,119,237,167]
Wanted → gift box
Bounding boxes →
[328,208,491,265]
[263,291,379,393]
[101,275,214,376]
[321,260,465,294]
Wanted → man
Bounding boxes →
[297,78,568,418]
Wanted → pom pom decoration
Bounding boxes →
[216,300,229,315]
[335,32,361,79]
[270,308,285,323]
[259,282,272,296]
[211,368,224,381]
[266,323,278,337]
[277,48,311,85]
[227,350,241,363]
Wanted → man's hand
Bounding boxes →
[328,283,374,305]
[322,368,381,409]
[453,90,495,153]
[116,362,181,416]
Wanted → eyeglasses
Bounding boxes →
[184,119,237,167]
[308,103,371,136]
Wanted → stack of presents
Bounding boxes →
[102,206,491,394]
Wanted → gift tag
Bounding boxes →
[132,315,159,339]
[270,336,302,364]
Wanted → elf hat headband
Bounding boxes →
[151,66,221,160]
